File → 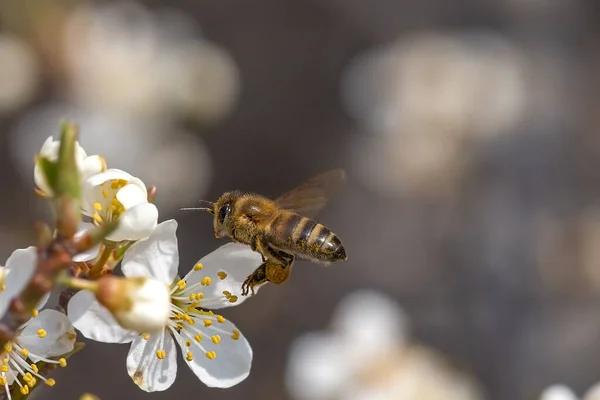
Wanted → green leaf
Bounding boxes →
[55,121,80,199]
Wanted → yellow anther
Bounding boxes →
[186,352,193,361]
[32,309,38,318]
[204,319,212,327]
[0,377,5,386]
[45,378,56,387]
[194,334,203,342]
[21,348,29,357]
[185,340,191,347]
[142,333,150,340]
[216,315,226,324]
[92,213,103,224]
[211,335,221,345]
[176,280,186,290]
[206,351,217,360]
[194,263,203,271]
[3,343,12,352]
[30,364,38,373]
[155,350,166,360]
[189,301,202,308]
[93,202,103,211]
[196,292,204,299]
[20,386,29,395]
[59,358,67,368]
[189,293,196,301]
[222,290,231,299]
[0,365,7,373]
[229,295,238,303]
[0,284,5,292]
[217,271,227,280]
[23,374,32,383]
[201,277,211,286]
[231,329,240,340]
[37,329,47,338]
[175,323,184,331]
[102,188,109,198]
[110,180,120,189]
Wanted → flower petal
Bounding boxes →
[73,222,101,262]
[0,247,37,318]
[184,318,252,388]
[33,164,52,196]
[19,310,76,358]
[67,290,137,344]
[121,220,178,285]
[35,292,50,310]
[185,243,263,309]
[38,136,56,157]
[86,168,134,187]
[80,155,106,180]
[106,203,158,242]
[540,385,578,400]
[285,332,349,400]
[126,330,177,392]
[116,184,147,209]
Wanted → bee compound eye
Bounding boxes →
[218,203,231,223]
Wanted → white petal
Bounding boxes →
[585,383,600,400]
[19,310,75,358]
[121,220,178,284]
[80,155,106,180]
[73,222,101,262]
[331,289,408,361]
[285,332,349,400]
[541,385,578,400]
[184,318,252,388]
[116,184,147,209]
[86,168,134,187]
[106,203,158,242]
[33,164,52,196]
[0,247,37,317]
[35,292,50,310]
[38,136,56,157]
[126,331,177,392]
[186,243,263,309]
[67,290,137,344]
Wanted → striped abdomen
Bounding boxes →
[269,212,346,264]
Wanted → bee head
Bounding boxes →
[213,191,240,239]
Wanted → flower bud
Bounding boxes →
[95,276,170,334]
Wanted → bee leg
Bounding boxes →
[241,263,268,296]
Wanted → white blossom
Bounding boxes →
[0,247,40,319]
[34,136,106,197]
[68,220,263,391]
[81,168,158,242]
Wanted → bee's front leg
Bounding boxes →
[241,263,267,296]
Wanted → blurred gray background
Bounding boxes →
[2,0,600,399]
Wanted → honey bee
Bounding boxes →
[180,169,348,296]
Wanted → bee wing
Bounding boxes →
[275,168,347,219]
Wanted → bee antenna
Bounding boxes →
[178,207,215,214]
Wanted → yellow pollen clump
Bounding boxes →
[37,329,47,338]
[211,335,221,344]
[176,280,186,290]
[229,295,239,303]
[206,351,217,360]
[217,271,227,280]
[155,350,166,360]
[59,358,67,368]
[203,320,212,327]
[32,309,38,318]
[185,340,191,347]
[30,364,38,373]
[194,334,203,342]
[46,379,56,387]
[0,365,7,373]
[20,386,29,395]
[186,352,193,361]
[142,333,150,340]
[231,329,240,340]
[92,213,103,224]
[93,202,103,211]
[0,377,5,386]
[194,263,204,271]
[21,349,29,357]
[201,277,211,286]
[216,315,226,324]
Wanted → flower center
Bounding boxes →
[142,263,242,362]
[91,179,128,225]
